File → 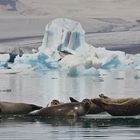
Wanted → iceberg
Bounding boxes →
[0,54,10,67]
[6,18,139,76]
[38,18,124,74]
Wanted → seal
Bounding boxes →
[47,99,63,107]
[69,97,104,114]
[99,94,133,103]
[0,101,42,115]
[92,98,140,116]
[69,97,79,103]
[30,99,91,118]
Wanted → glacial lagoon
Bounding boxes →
[0,68,140,140]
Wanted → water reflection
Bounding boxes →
[0,115,140,140]
[1,115,140,128]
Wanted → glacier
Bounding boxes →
[2,18,140,76]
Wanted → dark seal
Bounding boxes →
[0,101,42,115]
[30,99,91,118]
[69,97,104,114]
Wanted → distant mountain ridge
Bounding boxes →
[0,0,140,18]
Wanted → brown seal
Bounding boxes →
[0,101,42,115]
[30,99,91,118]
[99,94,133,103]
[92,98,140,116]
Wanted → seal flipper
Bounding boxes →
[30,104,43,111]
[99,94,109,99]
[69,97,79,103]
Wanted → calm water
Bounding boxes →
[0,68,140,140]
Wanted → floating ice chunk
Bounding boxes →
[14,53,58,71]
[0,54,10,67]
[38,18,131,73]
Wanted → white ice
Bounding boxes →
[9,18,140,76]
[0,54,9,67]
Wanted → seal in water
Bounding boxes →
[92,98,140,116]
[30,99,91,118]
[0,101,42,115]
[69,97,104,114]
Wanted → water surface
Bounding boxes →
[0,68,140,140]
